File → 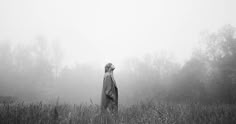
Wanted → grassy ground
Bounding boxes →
[0,101,236,124]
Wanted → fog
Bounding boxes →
[0,0,236,105]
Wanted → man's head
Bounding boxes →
[105,63,115,73]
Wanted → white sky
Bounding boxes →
[0,0,236,67]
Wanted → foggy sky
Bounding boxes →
[1,0,236,67]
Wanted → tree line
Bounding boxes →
[0,25,236,104]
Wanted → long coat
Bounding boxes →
[101,72,118,113]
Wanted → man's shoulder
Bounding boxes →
[104,73,112,78]
[103,73,113,83]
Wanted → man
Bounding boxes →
[101,63,118,114]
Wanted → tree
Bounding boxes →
[202,25,236,103]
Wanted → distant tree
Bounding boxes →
[51,40,63,78]
[0,37,57,101]
[118,53,181,104]
[0,41,15,96]
[202,25,236,103]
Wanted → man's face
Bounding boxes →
[110,64,115,71]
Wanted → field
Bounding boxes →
[0,100,236,124]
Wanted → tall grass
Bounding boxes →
[0,101,235,124]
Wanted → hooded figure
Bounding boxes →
[101,63,118,114]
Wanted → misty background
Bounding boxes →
[0,0,236,105]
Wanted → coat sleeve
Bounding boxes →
[104,75,114,100]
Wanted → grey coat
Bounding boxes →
[101,73,118,113]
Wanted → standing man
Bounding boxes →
[101,63,118,114]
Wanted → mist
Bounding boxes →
[1,24,236,105]
[1,0,236,106]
